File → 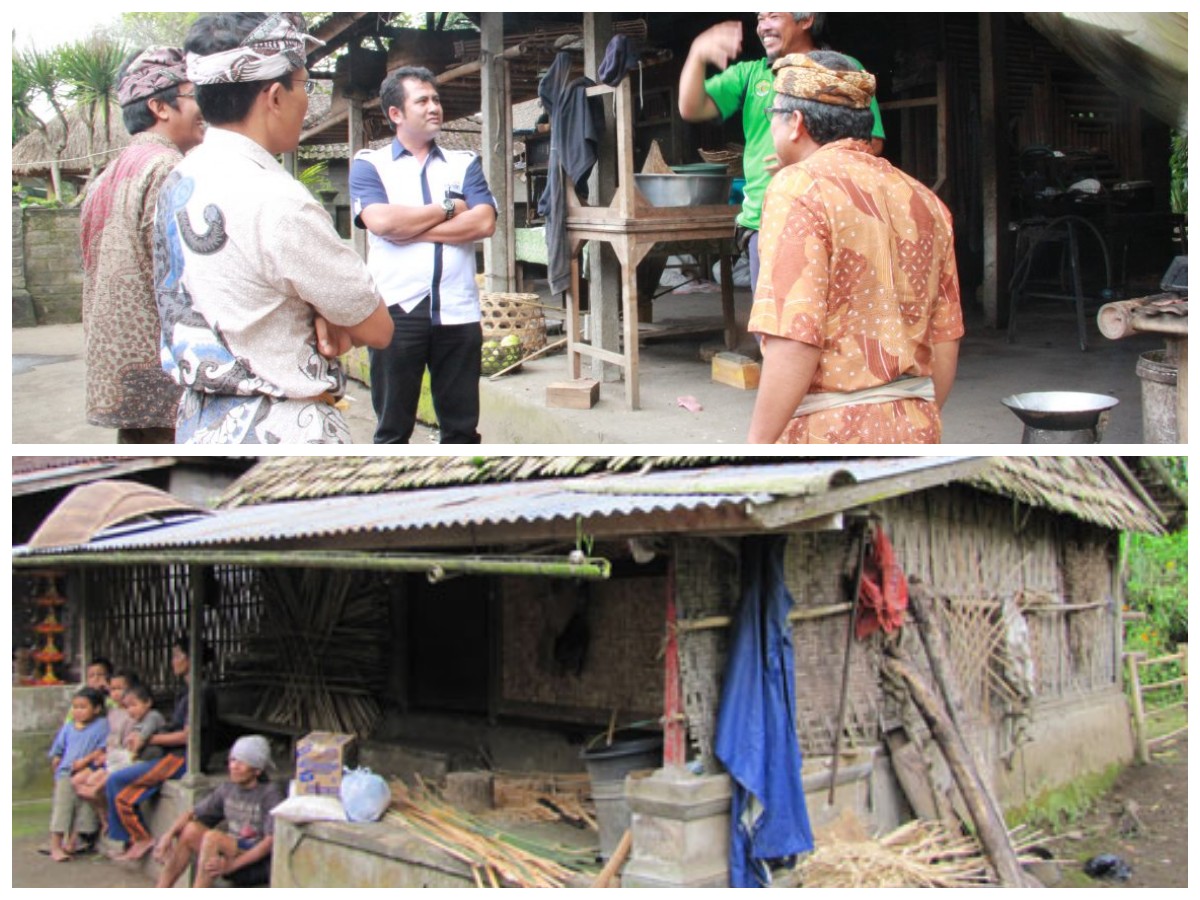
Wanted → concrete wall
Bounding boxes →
[20,207,84,326]
[12,685,76,802]
[994,688,1134,806]
[13,199,38,326]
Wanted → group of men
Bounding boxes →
[83,11,960,446]
[83,12,494,445]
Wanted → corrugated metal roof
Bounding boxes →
[14,458,976,557]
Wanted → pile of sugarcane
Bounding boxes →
[796,820,1046,888]
[384,780,597,888]
[236,568,389,735]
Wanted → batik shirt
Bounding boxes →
[748,139,964,444]
[154,127,380,444]
[80,132,184,429]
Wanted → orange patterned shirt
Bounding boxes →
[749,139,964,443]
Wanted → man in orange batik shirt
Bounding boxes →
[747,51,963,444]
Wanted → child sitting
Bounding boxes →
[47,687,109,861]
[71,671,140,829]
[122,683,168,763]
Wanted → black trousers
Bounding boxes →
[369,298,483,444]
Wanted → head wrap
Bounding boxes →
[229,735,274,772]
[118,48,188,108]
[187,12,325,86]
[772,53,876,110]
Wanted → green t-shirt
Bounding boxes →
[704,55,885,231]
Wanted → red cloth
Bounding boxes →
[857,526,908,639]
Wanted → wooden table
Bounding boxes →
[564,80,740,410]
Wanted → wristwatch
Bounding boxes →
[441,197,456,220]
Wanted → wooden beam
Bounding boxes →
[979,13,1011,328]
[583,13,622,384]
[480,12,514,292]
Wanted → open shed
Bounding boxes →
[11,455,1181,886]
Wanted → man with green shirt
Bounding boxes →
[679,12,884,292]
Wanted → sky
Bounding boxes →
[10,9,120,52]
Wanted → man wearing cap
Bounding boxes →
[80,48,204,443]
[747,51,963,444]
[153,735,283,887]
[154,12,393,443]
[679,13,885,294]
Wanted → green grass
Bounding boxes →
[1004,764,1120,834]
[1144,705,1188,743]
[13,799,52,839]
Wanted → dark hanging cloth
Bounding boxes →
[714,535,814,888]
[598,34,639,86]
[537,51,604,297]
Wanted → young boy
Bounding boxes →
[71,671,140,826]
[47,687,109,861]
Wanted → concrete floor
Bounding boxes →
[10,287,1165,446]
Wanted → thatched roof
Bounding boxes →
[11,102,130,179]
[215,456,1179,534]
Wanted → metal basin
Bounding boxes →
[634,173,733,207]
[1001,391,1119,430]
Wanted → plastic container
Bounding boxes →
[581,734,662,859]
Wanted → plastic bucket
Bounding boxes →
[581,734,662,859]
[1135,350,1178,443]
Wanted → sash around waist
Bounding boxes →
[793,376,936,418]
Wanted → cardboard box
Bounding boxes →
[295,731,357,796]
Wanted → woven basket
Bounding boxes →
[698,147,744,178]
[480,292,547,353]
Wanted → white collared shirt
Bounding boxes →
[350,139,496,325]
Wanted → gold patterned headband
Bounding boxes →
[772,53,875,110]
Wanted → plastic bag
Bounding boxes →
[339,767,391,823]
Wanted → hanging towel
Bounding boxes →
[537,52,604,297]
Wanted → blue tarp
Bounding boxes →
[714,535,814,887]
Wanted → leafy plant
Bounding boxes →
[298,161,335,197]
[1169,131,1187,216]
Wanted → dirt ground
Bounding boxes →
[1046,733,1188,889]
[11,734,1187,888]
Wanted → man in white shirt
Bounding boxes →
[350,66,498,444]
[155,12,392,444]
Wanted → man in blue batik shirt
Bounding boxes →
[350,66,498,444]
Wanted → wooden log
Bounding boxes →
[883,655,1029,888]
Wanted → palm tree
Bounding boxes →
[59,37,127,191]
[16,46,69,202]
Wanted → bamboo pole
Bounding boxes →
[13,550,612,580]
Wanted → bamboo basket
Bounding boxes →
[698,147,744,178]
[480,292,547,354]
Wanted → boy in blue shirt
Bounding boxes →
[47,687,109,860]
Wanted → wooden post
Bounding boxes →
[349,97,367,260]
[583,12,621,383]
[885,655,1028,887]
[662,556,686,767]
[978,13,1010,328]
[183,566,206,784]
[480,12,514,293]
[1125,653,1149,765]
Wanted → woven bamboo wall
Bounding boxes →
[498,573,665,724]
[675,484,1122,767]
[83,564,263,699]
